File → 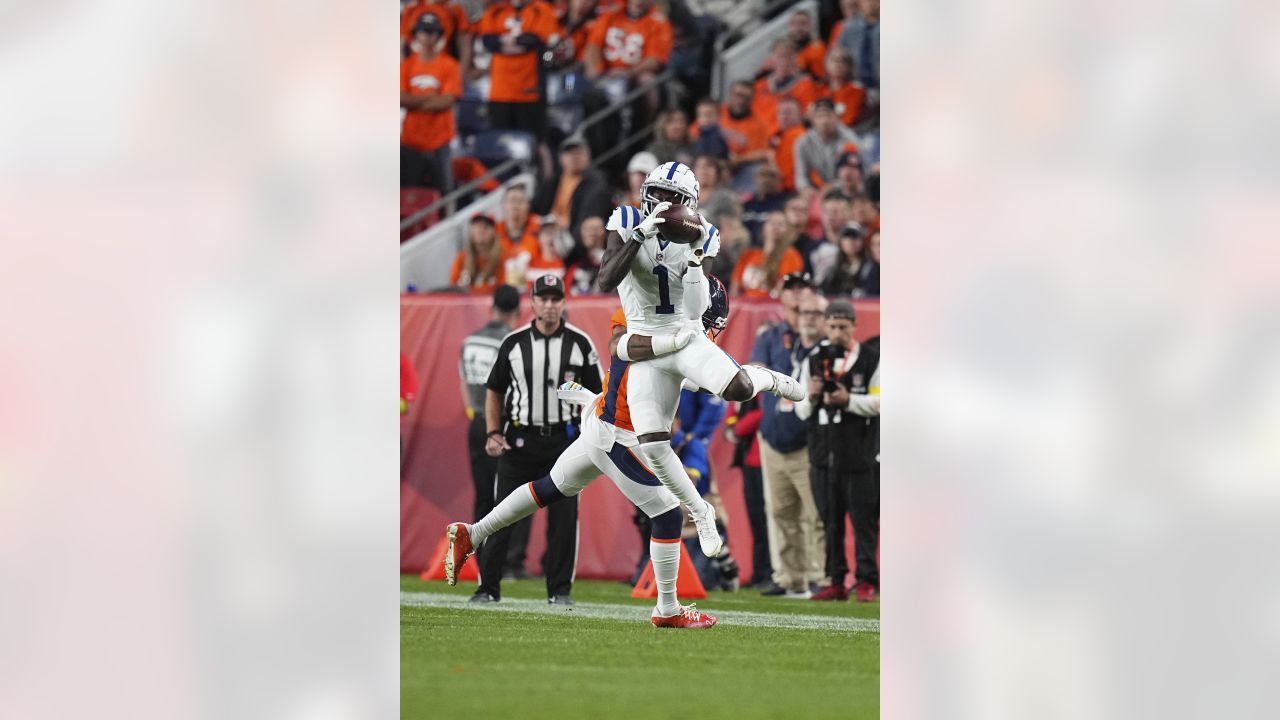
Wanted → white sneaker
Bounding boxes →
[770,370,806,402]
[691,501,724,558]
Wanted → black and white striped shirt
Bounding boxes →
[486,320,603,428]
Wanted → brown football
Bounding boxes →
[656,204,703,244]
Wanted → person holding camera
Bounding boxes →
[795,300,881,602]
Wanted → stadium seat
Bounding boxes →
[463,130,537,182]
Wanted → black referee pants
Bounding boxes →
[823,465,880,589]
[468,417,533,574]
[477,427,578,600]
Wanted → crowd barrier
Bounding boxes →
[401,292,880,581]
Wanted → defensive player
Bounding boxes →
[445,278,734,629]
[595,161,806,558]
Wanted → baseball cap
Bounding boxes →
[413,13,444,34]
[532,274,566,298]
[493,284,520,313]
[627,151,659,176]
[825,299,856,321]
[811,98,836,112]
[469,212,496,225]
[782,271,813,290]
[559,134,587,152]
[837,151,861,170]
[840,221,865,239]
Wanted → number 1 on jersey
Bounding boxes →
[652,265,675,314]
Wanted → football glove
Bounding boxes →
[697,215,721,258]
[556,381,596,409]
[608,202,669,244]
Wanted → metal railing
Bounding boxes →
[710,0,816,100]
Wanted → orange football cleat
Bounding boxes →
[444,523,474,586]
[651,604,718,629]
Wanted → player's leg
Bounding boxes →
[674,333,805,403]
[626,362,724,557]
[585,442,715,628]
[447,439,599,586]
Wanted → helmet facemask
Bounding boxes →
[641,183,697,217]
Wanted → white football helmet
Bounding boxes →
[641,162,700,216]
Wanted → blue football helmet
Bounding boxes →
[702,274,729,339]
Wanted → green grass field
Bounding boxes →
[401,576,879,719]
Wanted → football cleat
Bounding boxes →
[444,522,474,586]
[854,582,879,603]
[811,583,849,601]
[651,604,717,629]
[690,501,724,558]
[770,370,807,402]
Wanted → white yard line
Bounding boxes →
[401,592,880,634]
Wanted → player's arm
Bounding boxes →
[596,230,643,293]
[845,366,881,416]
[401,92,457,111]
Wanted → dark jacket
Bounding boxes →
[799,341,879,474]
[531,167,613,263]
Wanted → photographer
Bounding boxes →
[795,300,881,602]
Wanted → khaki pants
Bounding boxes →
[758,437,825,590]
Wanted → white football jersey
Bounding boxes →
[618,234,704,334]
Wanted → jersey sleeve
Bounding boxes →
[450,251,465,285]
[578,335,604,393]
[609,307,628,333]
[400,59,412,93]
[451,4,472,34]
[782,248,805,276]
[586,15,609,49]
[485,337,513,392]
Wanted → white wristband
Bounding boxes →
[616,332,636,362]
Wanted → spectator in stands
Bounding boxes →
[754,39,808,137]
[450,213,507,294]
[827,0,859,50]
[584,0,673,123]
[549,0,600,68]
[532,135,613,244]
[683,0,763,44]
[524,214,569,288]
[795,99,859,197]
[622,151,659,208]
[859,231,880,297]
[694,155,742,229]
[476,0,560,149]
[700,206,744,278]
[646,108,696,166]
[693,98,730,160]
[837,0,879,89]
[770,96,807,194]
[749,275,825,597]
[400,14,463,192]
[833,150,866,198]
[566,215,607,295]
[820,222,874,297]
[497,185,539,255]
[742,162,792,242]
[401,0,475,76]
[851,191,880,234]
[731,211,805,299]
[807,189,851,285]
[793,45,865,126]
[783,193,811,243]
[786,9,827,80]
[720,81,772,184]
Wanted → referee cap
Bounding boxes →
[532,274,565,299]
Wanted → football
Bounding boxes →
[656,204,703,244]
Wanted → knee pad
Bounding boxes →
[650,506,684,541]
[635,440,680,470]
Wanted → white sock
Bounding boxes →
[651,538,681,616]
[470,483,539,546]
[635,442,704,514]
[740,365,780,400]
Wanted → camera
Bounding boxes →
[808,343,848,396]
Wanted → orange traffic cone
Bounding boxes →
[631,544,707,599]
[421,530,478,582]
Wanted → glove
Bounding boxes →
[607,202,669,244]
[636,201,671,243]
[697,215,721,258]
[556,381,596,409]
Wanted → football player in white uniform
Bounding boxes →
[596,161,806,559]
[443,284,734,629]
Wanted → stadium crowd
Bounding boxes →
[401,0,880,300]
[402,0,880,603]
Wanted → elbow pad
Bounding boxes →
[682,263,709,320]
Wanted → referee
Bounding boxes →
[475,274,603,604]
